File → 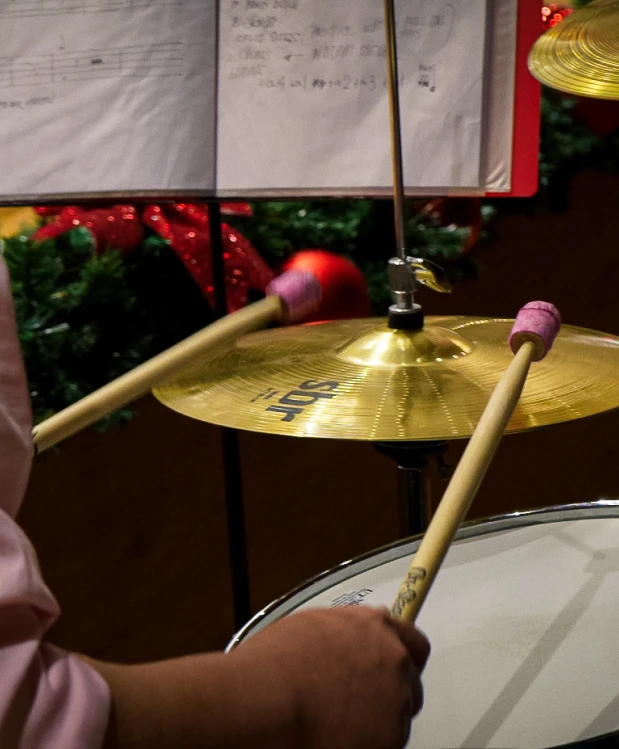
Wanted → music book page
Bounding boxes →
[0,0,216,199]
[0,0,507,200]
[217,0,487,195]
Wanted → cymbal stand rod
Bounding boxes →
[375,441,449,536]
[383,0,408,265]
[383,0,423,329]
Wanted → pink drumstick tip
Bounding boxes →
[509,301,562,361]
[267,269,322,324]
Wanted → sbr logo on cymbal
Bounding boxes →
[253,379,339,422]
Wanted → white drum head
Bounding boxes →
[229,503,619,749]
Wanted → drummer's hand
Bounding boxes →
[84,606,429,749]
[232,606,430,749]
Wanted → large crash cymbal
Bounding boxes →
[153,316,619,442]
[529,0,619,99]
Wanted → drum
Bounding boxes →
[228,502,619,748]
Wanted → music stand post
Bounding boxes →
[208,201,252,630]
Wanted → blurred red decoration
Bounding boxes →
[32,205,143,256]
[283,250,371,323]
[142,204,274,313]
[34,207,64,217]
[221,203,253,218]
[33,201,271,313]
[541,3,573,29]
[34,202,252,219]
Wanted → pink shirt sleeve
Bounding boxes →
[0,260,111,748]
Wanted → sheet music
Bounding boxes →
[217,0,487,194]
[0,0,521,201]
[0,0,216,198]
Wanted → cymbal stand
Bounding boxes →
[375,441,451,536]
[380,1,453,538]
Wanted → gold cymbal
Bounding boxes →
[529,0,619,99]
[153,316,619,442]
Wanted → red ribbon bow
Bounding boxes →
[32,202,272,312]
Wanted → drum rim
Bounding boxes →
[227,500,619,651]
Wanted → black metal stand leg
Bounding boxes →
[375,440,449,538]
[208,202,252,629]
[400,466,427,536]
[219,427,251,628]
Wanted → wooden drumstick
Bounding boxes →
[392,302,562,622]
[32,270,321,454]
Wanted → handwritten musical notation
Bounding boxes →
[221,2,454,96]
[217,0,486,192]
[0,0,184,18]
[256,72,407,93]
[0,43,184,88]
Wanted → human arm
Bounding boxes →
[85,607,430,749]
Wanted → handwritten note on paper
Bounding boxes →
[0,0,216,199]
[217,0,487,195]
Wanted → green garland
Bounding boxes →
[3,228,214,427]
[235,199,494,308]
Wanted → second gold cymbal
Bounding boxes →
[529,0,619,100]
[153,316,619,442]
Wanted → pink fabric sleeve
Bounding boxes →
[0,259,111,748]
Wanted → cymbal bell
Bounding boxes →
[153,316,619,442]
[529,0,619,100]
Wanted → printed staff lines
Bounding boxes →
[0,43,184,87]
[0,0,185,19]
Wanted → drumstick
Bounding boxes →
[392,302,562,622]
[32,270,321,454]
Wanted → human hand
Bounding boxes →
[232,606,430,749]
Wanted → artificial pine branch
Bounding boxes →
[2,227,213,428]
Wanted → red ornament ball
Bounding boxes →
[541,4,573,30]
[282,250,372,323]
